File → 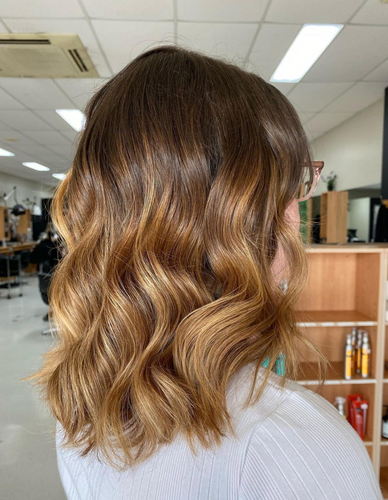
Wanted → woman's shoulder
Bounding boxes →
[236,369,383,499]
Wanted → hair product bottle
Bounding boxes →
[356,330,363,375]
[382,405,388,439]
[361,331,371,378]
[344,333,354,380]
[352,400,368,440]
[351,327,357,374]
[347,394,362,426]
[354,407,364,440]
[334,396,347,419]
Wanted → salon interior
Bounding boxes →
[1,1,388,498]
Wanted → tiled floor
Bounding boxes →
[0,274,66,500]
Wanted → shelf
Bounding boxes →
[381,467,388,499]
[296,310,377,327]
[383,363,388,381]
[297,361,376,385]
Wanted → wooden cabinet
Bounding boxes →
[297,244,388,493]
[320,191,349,244]
[0,206,6,240]
[0,207,31,241]
[16,208,31,235]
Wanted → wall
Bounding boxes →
[310,98,384,196]
[347,197,370,242]
[0,171,53,210]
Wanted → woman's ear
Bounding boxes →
[285,199,300,232]
[271,200,300,285]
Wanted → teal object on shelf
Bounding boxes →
[262,353,285,376]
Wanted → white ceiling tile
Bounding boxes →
[303,112,354,138]
[60,130,79,143]
[0,156,35,178]
[29,155,71,169]
[23,131,72,146]
[0,156,23,169]
[324,82,387,114]
[248,24,301,81]
[287,83,353,113]
[0,121,13,131]
[0,88,25,109]
[265,0,364,24]
[177,22,257,64]
[9,142,60,158]
[0,132,35,150]
[0,145,21,160]
[33,110,76,131]
[4,19,112,78]
[45,143,76,158]
[29,155,71,168]
[298,112,316,125]
[0,79,74,110]
[363,58,388,82]
[269,82,297,97]
[92,20,175,74]
[0,0,84,18]
[82,0,174,20]
[54,78,107,110]
[350,0,388,25]
[0,158,55,185]
[177,0,269,22]
[0,110,52,131]
[0,20,9,31]
[303,26,388,83]
[305,129,319,143]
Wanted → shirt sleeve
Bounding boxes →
[239,389,383,500]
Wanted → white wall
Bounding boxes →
[0,171,53,209]
[310,98,384,196]
[347,197,370,242]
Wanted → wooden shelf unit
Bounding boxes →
[298,245,388,493]
[320,191,349,244]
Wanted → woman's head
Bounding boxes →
[29,44,324,468]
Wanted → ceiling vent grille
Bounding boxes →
[0,33,98,78]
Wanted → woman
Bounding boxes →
[28,45,382,499]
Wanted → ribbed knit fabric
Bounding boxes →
[56,362,383,499]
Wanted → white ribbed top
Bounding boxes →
[56,363,383,499]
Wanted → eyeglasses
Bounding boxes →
[296,160,324,202]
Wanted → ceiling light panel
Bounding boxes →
[22,162,50,171]
[270,24,343,83]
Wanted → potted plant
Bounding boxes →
[322,171,337,191]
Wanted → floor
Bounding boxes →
[0,274,66,500]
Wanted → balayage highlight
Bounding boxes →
[26,44,327,469]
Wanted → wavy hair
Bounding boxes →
[27,44,326,469]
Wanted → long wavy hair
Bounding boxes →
[27,44,326,469]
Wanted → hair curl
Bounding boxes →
[26,44,326,469]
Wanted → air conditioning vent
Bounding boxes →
[0,33,98,78]
[68,48,88,73]
[0,39,50,45]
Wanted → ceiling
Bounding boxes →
[0,0,387,187]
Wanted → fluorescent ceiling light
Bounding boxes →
[56,109,85,132]
[270,24,343,83]
[0,147,15,156]
[53,173,67,180]
[23,162,50,172]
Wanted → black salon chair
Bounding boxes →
[38,261,58,335]
[17,250,31,285]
